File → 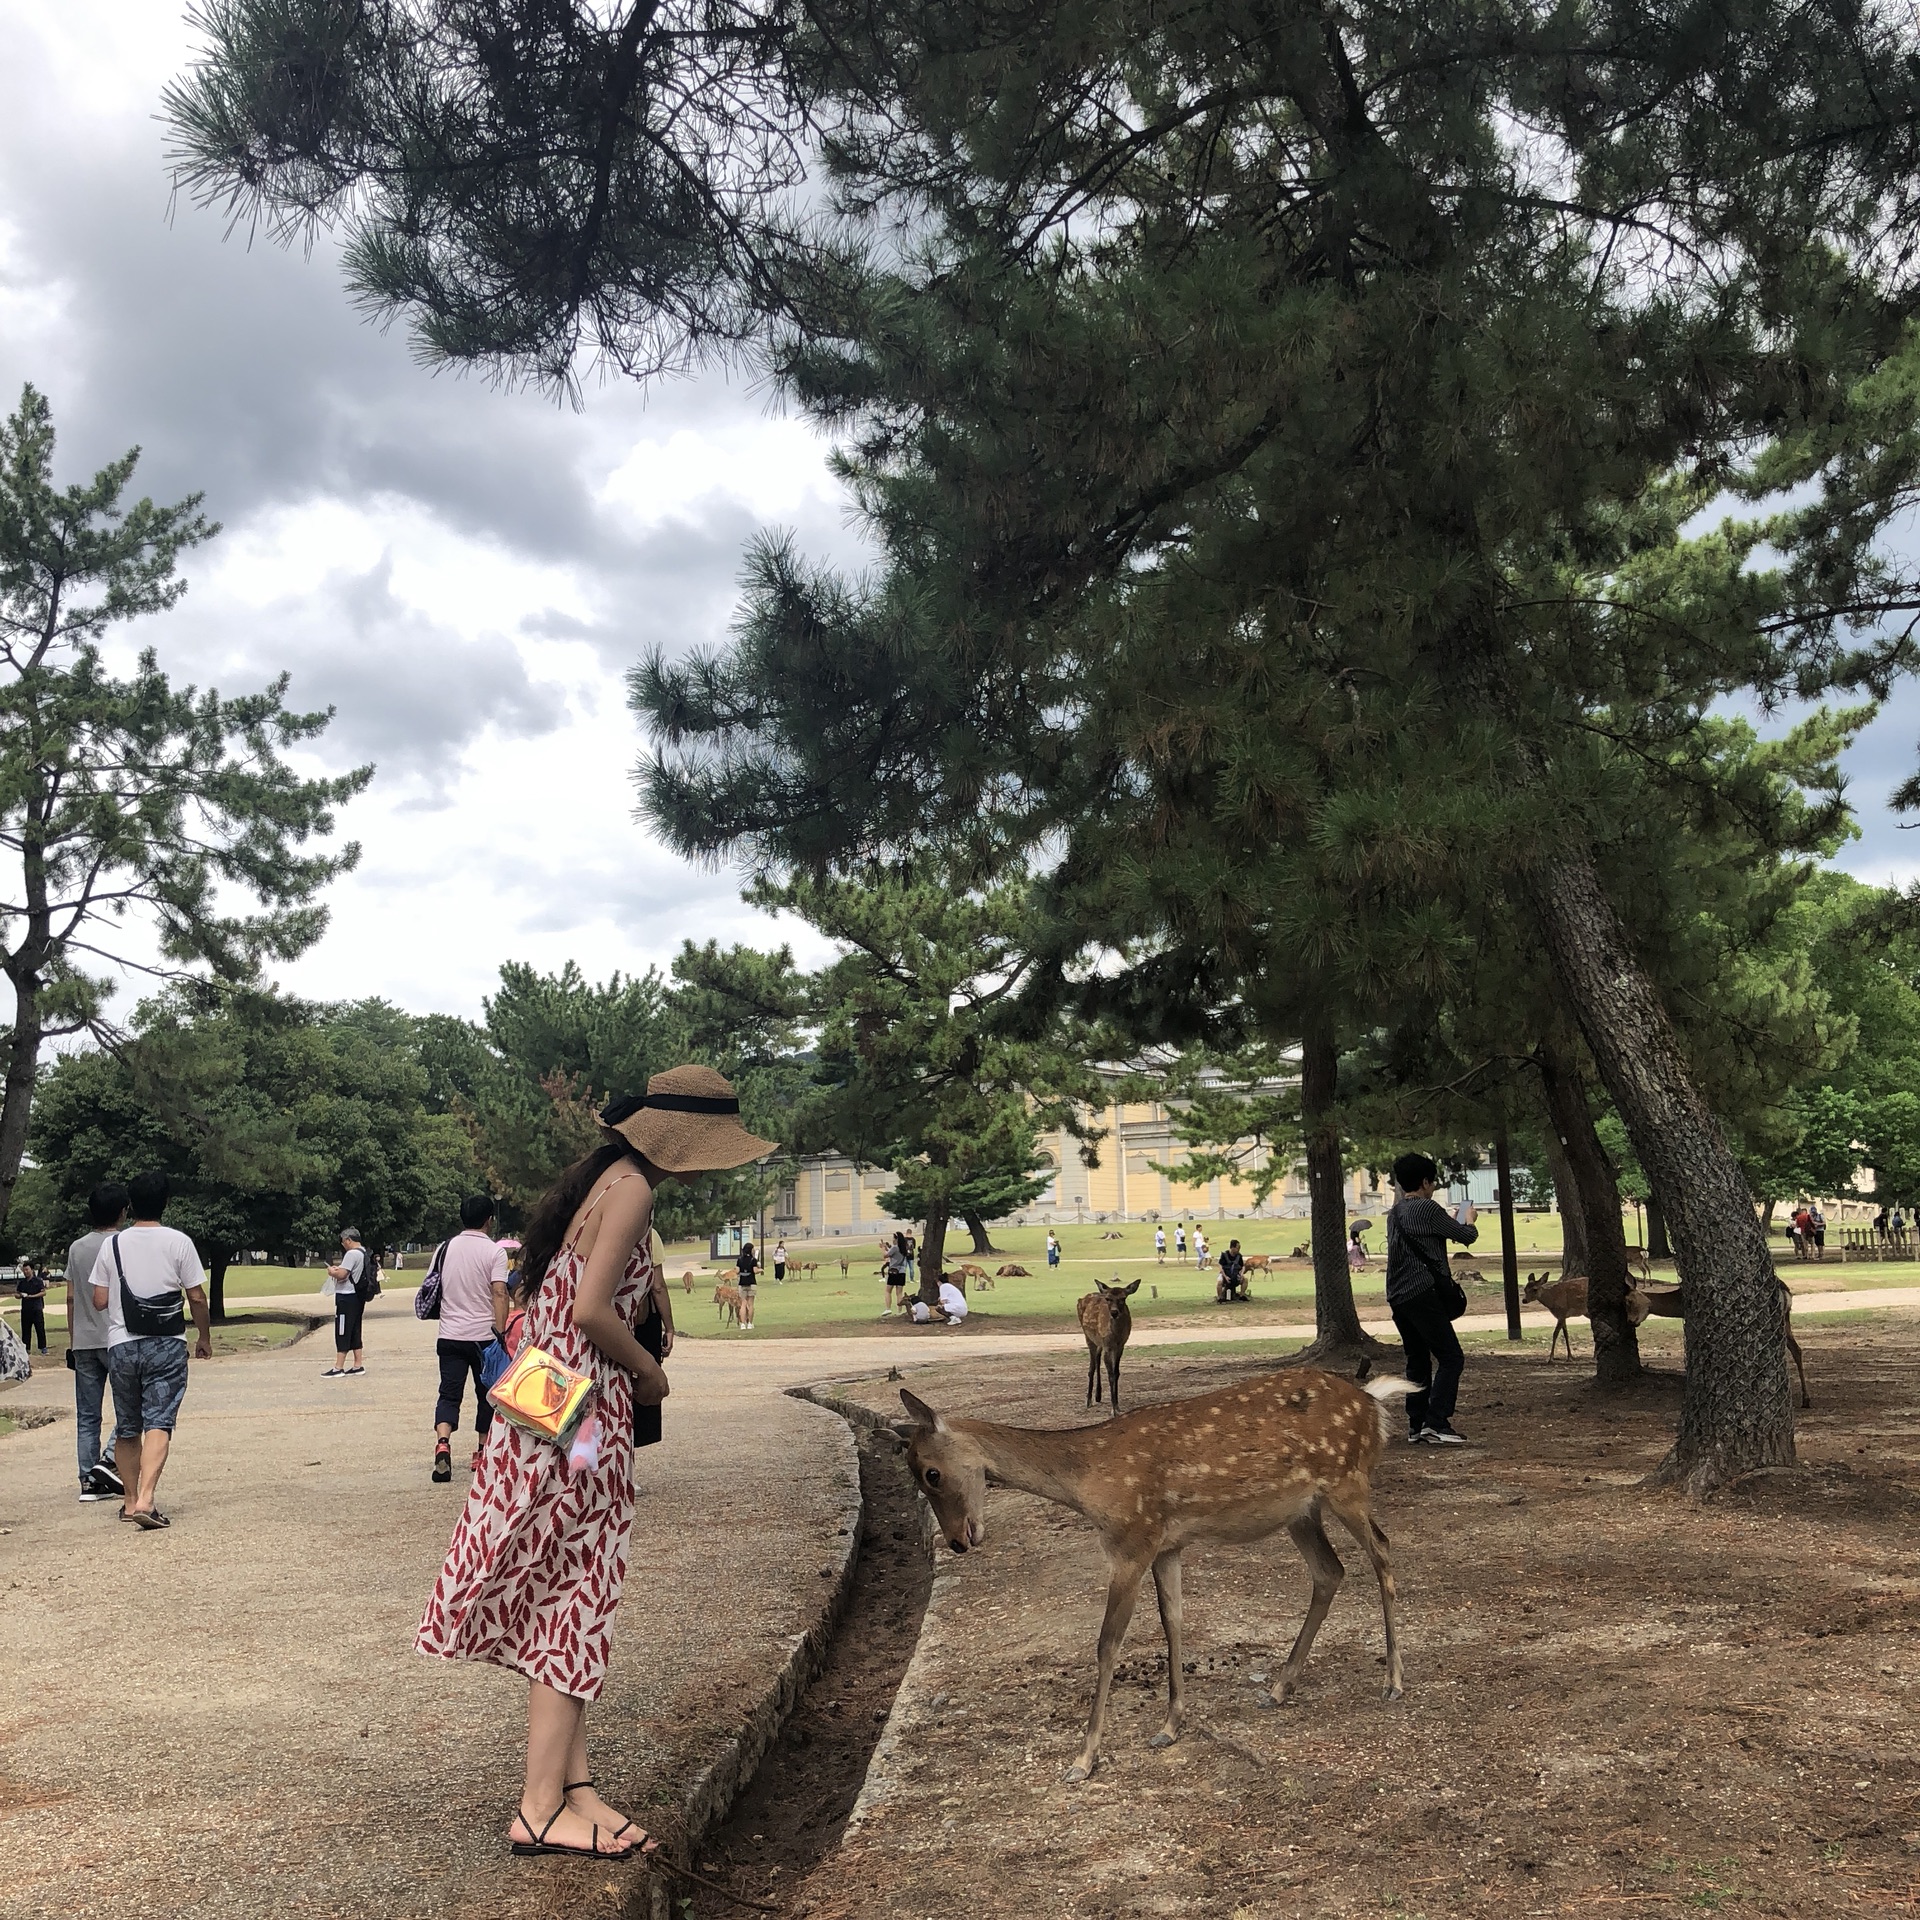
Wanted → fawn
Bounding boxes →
[1076,1277,1139,1414]
[895,1368,1413,1783]
[1520,1270,1588,1359]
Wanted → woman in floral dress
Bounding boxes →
[417,1065,774,1860]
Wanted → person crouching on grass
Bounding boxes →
[1385,1151,1476,1447]
[416,1065,775,1861]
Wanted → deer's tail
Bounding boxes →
[1362,1376,1415,1402]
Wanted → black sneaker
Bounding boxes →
[1406,1427,1428,1446]
[432,1443,452,1484]
[89,1463,125,1497]
[1424,1423,1466,1446]
[78,1487,110,1503]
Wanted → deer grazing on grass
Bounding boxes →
[1076,1278,1139,1413]
[1626,1279,1811,1408]
[894,1369,1414,1784]
[1521,1271,1589,1359]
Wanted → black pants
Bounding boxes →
[1391,1286,1464,1433]
[19,1296,45,1350]
[434,1338,494,1433]
[334,1289,365,1355]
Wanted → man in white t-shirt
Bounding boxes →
[88,1169,211,1530]
[431,1194,511,1482]
[322,1229,370,1377]
[936,1278,969,1326]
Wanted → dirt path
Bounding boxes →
[799,1319,1920,1919]
[0,1295,859,1920]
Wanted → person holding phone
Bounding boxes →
[1385,1152,1477,1447]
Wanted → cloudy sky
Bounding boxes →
[0,1,865,1026]
[4,4,1920,1038]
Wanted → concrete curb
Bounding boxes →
[789,1383,946,1842]
[632,1389,865,1920]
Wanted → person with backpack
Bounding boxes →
[1385,1152,1478,1447]
[427,1195,513,1481]
[322,1228,373,1376]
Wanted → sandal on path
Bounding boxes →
[129,1508,170,1530]
[564,1780,655,1856]
[509,1800,645,1860]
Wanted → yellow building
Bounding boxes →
[761,1085,1379,1239]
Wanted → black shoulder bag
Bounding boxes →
[112,1232,185,1338]
[1397,1215,1469,1321]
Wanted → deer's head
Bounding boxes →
[1520,1271,1548,1304]
[1096,1278,1141,1304]
[895,1388,988,1554]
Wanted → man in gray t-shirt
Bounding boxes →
[64,1182,128,1502]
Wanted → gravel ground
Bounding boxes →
[0,1294,859,1920]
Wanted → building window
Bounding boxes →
[776,1183,799,1218]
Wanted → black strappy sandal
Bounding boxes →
[564,1779,651,1854]
[510,1799,643,1860]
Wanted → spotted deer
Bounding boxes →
[1520,1270,1588,1359]
[1076,1278,1139,1414]
[894,1369,1414,1783]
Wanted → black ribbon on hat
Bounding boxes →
[601,1091,741,1125]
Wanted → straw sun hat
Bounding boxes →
[598,1065,777,1174]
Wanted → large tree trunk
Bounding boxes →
[1542,1123,1589,1279]
[208,1253,231,1325]
[962,1210,999,1256]
[0,976,43,1230]
[1526,847,1793,1490]
[1537,1039,1640,1388]
[1645,1191,1672,1262]
[1287,1025,1393,1371]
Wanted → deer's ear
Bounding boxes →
[885,1420,917,1447]
[1122,1279,1141,1296]
[899,1388,943,1431]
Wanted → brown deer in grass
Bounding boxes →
[1626,1278,1811,1408]
[712,1282,742,1326]
[1521,1271,1588,1359]
[894,1369,1414,1784]
[1076,1278,1139,1414]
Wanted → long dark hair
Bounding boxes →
[519,1139,643,1296]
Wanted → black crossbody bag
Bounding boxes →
[111,1232,185,1338]
[1393,1213,1469,1321]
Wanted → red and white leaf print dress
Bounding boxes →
[416,1200,651,1702]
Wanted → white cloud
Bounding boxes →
[0,0,857,1027]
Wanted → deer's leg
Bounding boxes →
[1066,1552,1150,1784]
[1086,1346,1100,1406]
[1325,1486,1403,1701]
[1260,1510,1344,1707]
[1146,1549,1185,1749]
[1787,1327,1811,1409]
[1107,1351,1122,1416]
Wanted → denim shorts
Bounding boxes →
[107,1338,191,1437]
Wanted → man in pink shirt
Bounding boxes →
[432,1194,511,1482]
